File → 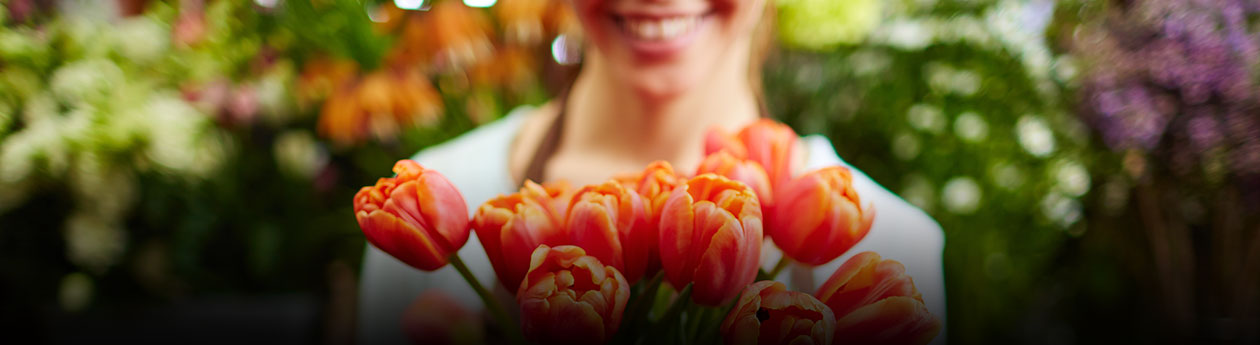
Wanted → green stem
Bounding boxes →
[651,284,693,344]
[687,307,714,345]
[624,271,665,334]
[450,253,527,345]
[698,298,739,345]
[767,256,792,280]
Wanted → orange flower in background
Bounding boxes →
[768,167,874,266]
[544,0,582,38]
[354,160,470,271]
[659,174,763,306]
[495,0,549,45]
[296,57,358,107]
[473,181,574,291]
[567,181,653,283]
[427,1,494,70]
[517,245,630,345]
[696,151,774,206]
[469,46,537,92]
[402,290,483,345]
[317,69,444,145]
[721,281,835,345]
[815,252,941,345]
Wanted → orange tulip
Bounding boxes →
[659,174,763,305]
[354,160,470,271]
[401,290,483,345]
[473,180,574,291]
[721,281,835,345]
[705,125,748,159]
[696,151,774,207]
[738,119,799,188]
[619,161,683,225]
[517,245,630,345]
[768,167,875,266]
[567,181,653,283]
[815,252,941,345]
[704,120,799,188]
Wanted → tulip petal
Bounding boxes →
[834,296,941,345]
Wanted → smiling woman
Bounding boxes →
[356,0,946,344]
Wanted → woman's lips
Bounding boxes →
[612,13,710,59]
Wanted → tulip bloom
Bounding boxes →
[659,174,763,305]
[815,252,941,345]
[696,151,774,207]
[768,167,875,266]
[721,281,835,345]
[354,160,470,271]
[619,161,684,225]
[473,180,573,290]
[705,126,748,159]
[517,245,630,345]
[567,181,653,283]
[704,120,799,188]
[738,119,799,188]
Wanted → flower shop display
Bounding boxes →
[353,120,942,344]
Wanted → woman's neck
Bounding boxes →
[553,57,761,184]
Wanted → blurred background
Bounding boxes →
[0,0,1257,344]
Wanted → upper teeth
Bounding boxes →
[623,16,700,41]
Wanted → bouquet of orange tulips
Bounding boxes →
[353,120,941,345]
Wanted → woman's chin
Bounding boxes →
[626,73,702,102]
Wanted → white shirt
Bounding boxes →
[357,107,947,344]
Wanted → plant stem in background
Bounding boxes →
[450,253,528,345]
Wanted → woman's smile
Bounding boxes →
[610,10,714,58]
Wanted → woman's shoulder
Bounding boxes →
[409,106,536,210]
[410,106,532,168]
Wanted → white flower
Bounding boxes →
[64,211,127,274]
[0,114,71,183]
[1052,159,1091,197]
[891,131,921,161]
[942,176,982,214]
[1016,115,1056,157]
[49,59,124,105]
[115,17,170,64]
[143,94,231,179]
[907,103,945,134]
[256,60,297,126]
[954,111,989,142]
[273,130,328,180]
